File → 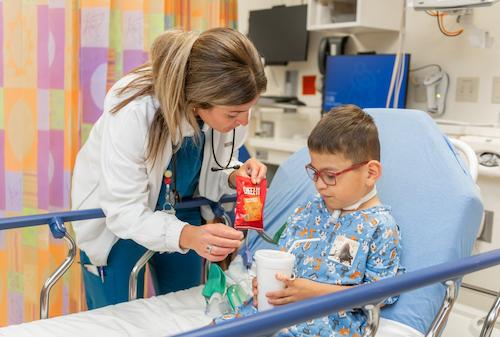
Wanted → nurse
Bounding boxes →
[71,27,267,309]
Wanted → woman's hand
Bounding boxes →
[265,273,345,306]
[229,158,267,186]
[179,223,243,262]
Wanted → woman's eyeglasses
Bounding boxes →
[305,161,369,186]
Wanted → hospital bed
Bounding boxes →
[0,108,499,337]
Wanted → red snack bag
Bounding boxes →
[234,176,266,231]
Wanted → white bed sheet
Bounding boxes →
[0,257,424,337]
[0,285,211,337]
[0,287,423,337]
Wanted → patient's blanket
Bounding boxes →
[0,286,210,337]
[0,257,253,337]
[0,257,423,337]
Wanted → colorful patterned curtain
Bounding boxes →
[0,0,237,325]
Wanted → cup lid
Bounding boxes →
[254,249,295,268]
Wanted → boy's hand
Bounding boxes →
[266,273,345,306]
[265,274,318,305]
[252,277,258,306]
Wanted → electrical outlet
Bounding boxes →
[456,77,479,102]
[492,77,500,104]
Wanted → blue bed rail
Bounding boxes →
[0,196,237,319]
[172,248,500,337]
[0,195,236,235]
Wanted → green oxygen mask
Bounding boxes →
[226,283,247,310]
[203,263,234,318]
[202,262,250,315]
[202,263,226,299]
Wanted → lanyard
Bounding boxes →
[162,154,180,215]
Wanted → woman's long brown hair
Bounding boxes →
[110,27,267,165]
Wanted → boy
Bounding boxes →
[219,105,403,337]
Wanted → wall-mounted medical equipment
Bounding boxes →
[322,54,411,112]
[411,0,499,10]
[248,5,308,65]
[410,64,449,116]
[423,70,449,115]
[412,0,497,47]
[317,36,348,76]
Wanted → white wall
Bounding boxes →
[238,0,500,124]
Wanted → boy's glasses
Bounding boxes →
[305,161,369,186]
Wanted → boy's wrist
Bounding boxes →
[316,282,345,296]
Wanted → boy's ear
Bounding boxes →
[366,160,382,184]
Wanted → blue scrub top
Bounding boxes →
[155,129,205,225]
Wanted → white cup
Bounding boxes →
[254,249,296,312]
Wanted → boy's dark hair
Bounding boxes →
[307,104,380,162]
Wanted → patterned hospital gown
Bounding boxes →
[226,193,403,337]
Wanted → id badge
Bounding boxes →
[328,236,360,267]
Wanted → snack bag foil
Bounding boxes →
[234,176,266,231]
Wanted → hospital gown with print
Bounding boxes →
[224,193,403,337]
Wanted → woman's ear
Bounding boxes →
[366,160,382,185]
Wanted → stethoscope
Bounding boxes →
[210,129,240,172]
[161,128,240,213]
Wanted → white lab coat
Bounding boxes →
[71,74,247,266]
